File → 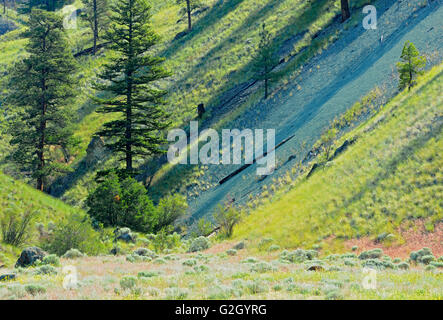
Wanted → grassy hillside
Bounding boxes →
[0,171,83,225]
[234,63,443,251]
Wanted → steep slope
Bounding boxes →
[234,63,443,252]
[186,0,443,223]
[0,171,84,222]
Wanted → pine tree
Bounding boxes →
[397,41,426,91]
[7,9,77,191]
[93,0,171,177]
[252,23,278,100]
[81,0,110,55]
[176,0,202,32]
[340,0,350,22]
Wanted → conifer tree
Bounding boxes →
[341,0,350,22]
[81,0,110,55]
[93,0,171,177]
[252,23,278,100]
[397,41,426,91]
[7,9,77,191]
[176,0,202,31]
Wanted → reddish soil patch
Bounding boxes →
[345,220,443,259]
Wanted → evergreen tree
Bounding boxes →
[397,41,426,91]
[93,0,171,177]
[340,0,350,22]
[7,9,77,191]
[252,23,278,100]
[81,0,110,55]
[176,0,202,32]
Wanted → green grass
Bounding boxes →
[234,63,443,251]
[0,171,84,233]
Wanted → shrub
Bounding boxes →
[165,287,188,300]
[133,248,157,259]
[25,284,46,296]
[137,271,160,278]
[280,249,318,263]
[62,249,84,259]
[34,265,57,275]
[425,265,436,272]
[214,205,241,238]
[430,261,443,269]
[268,244,280,252]
[188,236,210,253]
[120,276,137,290]
[358,248,383,260]
[396,262,410,270]
[361,259,394,269]
[154,194,188,232]
[245,279,268,294]
[194,218,214,237]
[207,285,239,299]
[419,255,435,265]
[351,246,358,251]
[153,258,167,264]
[325,289,344,300]
[41,212,107,256]
[182,259,197,267]
[226,249,237,256]
[86,172,157,232]
[152,228,182,253]
[410,248,433,263]
[250,261,275,273]
[241,257,259,264]
[0,208,36,246]
[42,254,60,266]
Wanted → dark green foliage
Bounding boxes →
[410,247,434,264]
[93,0,171,176]
[358,248,383,260]
[154,193,188,232]
[18,0,68,13]
[7,9,77,191]
[252,23,278,99]
[397,41,426,91]
[86,171,156,232]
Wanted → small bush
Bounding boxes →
[42,212,107,256]
[120,276,137,290]
[153,258,167,265]
[154,194,188,232]
[358,248,383,260]
[410,248,433,263]
[418,255,435,265]
[165,287,188,300]
[42,254,60,266]
[137,271,161,278]
[133,248,158,259]
[34,265,57,275]
[396,262,410,270]
[214,205,241,238]
[241,257,259,264]
[280,249,318,263]
[245,279,268,294]
[351,246,358,251]
[430,261,443,268]
[1,209,37,246]
[250,261,275,273]
[188,236,210,252]
[25,284,46,296]
[226,249,237,256]
[62,249,84,259]
[182,259,197,267]
[268,244,280,252]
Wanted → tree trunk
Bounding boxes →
[186,0,192,31]
[126,1,134,174]
[3,0,6,15]
[93,0,98,55]
[341,0,350,22]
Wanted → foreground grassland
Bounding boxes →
[234,64,443,251]
[0,243,442,300]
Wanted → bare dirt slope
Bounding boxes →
[188,0,443,222]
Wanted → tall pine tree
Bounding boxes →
[252,23,278,100]
[7,9,77,191]
[93,0,171,177]
[81,0,110,55]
